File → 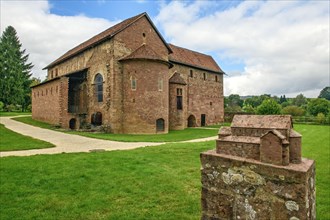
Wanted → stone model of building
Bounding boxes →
[31,12,224,134]
[201,115,316,220]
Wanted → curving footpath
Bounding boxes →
[0,117,217,157]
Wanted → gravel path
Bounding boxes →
[0,117,217,157]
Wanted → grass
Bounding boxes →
[0,124,329,219]
[294,124,330,219]
[0,112,31,117]
[13,116,218,142]
[0,124,55,151]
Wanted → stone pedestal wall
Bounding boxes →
[201,150,316,220]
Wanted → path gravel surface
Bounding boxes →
[0,117,217,157]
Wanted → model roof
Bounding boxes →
[231,115,293,130]
[169,44,224,74]
[44,12,171,69]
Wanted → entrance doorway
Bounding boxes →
[156,118,165,132]
[69,118,76,129]
[188,115,196,127]
[201,114,206,127]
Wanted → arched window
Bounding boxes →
[95,74,103,102]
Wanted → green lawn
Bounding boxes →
[0,124,54,151]
[0,124,328,219]
[13,116,218,142]
[0,112,31,117]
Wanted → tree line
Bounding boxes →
[225,88,330,124]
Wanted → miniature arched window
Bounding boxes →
[156,118,165,132]
[94,74,103,102]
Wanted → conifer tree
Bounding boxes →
[0,26,33,111]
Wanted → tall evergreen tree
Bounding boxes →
[0,26,33,111]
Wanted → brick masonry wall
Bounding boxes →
[121,60,169,134]
[201,150,316,220]
[170,64,224,127]
[111,16,170,133]
[216,140,260,160]
[169,83,187,130]
[32,79,61,125]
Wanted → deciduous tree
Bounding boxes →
[257,99,282,115]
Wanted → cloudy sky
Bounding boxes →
[1,0,329,97]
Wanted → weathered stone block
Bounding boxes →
[201,150,316,220]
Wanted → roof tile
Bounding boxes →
[169,44,223,73]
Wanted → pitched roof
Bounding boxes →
[44,12,172,69]
[120,44,167,63]
[169,72,187,85]
[231,115,293,130]
[169,44,224,74]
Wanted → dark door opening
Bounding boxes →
[91,112,102,126]
[156,118,165,132]
[69,118,76,130]
[201,114,206,127]
[188,115,196,127]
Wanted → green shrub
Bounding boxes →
[257,99,282,115]
[5,104,15,112]
[307,98,330,116]
[282,105,305,116]
[316,113,326,124]
[0,101,4,111]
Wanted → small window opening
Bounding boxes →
[215,75,218,82]
[158,78,163,91]
[176,88,183,110]
[131,76,137,90]
[203,73,206,80]
[177,88,182,96]
[210,102,213,106]
[55,69,58,77]
[190,70,193,77]
[142,33,146,37]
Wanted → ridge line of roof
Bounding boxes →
[44,12,172,70]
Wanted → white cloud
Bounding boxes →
[156,1,330,97]
[0,0,116,80]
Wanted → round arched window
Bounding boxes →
[95,74,103,102]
